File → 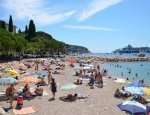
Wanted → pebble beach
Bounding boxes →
[0,57,148,115]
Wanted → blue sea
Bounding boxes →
[77,53,150,84]
[100,62,150,84]
[78,53,150,58]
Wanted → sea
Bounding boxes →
[79,53,150,84]
[100,62,150,84]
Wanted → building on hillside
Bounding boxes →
[0,20,17,33]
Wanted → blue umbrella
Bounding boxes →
[125,87,144,95]
[74,66,81,71]
[37,71,48,78]
[60,83,77,91]
[117,101,149,114]
[0,77,18,85]
[129,81,145,87]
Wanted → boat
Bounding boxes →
[138,53,145,57]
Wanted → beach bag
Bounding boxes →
[16,95,23,109]
[17,95,23,105]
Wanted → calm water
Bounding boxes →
[100,62,150,84]
[79,53,150,58]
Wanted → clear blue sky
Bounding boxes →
[0,0,150,53]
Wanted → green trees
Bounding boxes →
[25,25,28,34]
[0,28,27,56]
[28,20,36,39]
[18,28,21,33]
[9,15,13,32]
[0,17,89,59]
[0,21,6,29]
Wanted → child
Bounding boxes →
[16,95,23,110]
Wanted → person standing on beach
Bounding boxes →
[50,78,57,99]
[48,70,52,85]
[6,84,16,109]
[97,64,100,72]
[35,59,39,71]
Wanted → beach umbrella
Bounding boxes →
[19,76,41,83]
[7,70,20,77]
[114,78,126,84]
[74,66,81,71]
[60,83,77,91]
[87,64,94,67]
[129,81,145,87]
[117,101,149,114]
[125,87,144,95]
[0,77,18,85]
[142,88,150,96]
[37,71,48,78]
[82,66,91,70]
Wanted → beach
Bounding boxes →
[0,57,147,115]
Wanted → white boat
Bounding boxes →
[138,53,145,57]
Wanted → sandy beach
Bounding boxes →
[0,58,140,115]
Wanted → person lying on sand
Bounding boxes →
[60,93,90,102]
[114,88,131,99]
[52,71,61,74]
[65,94,78,101]
[131,95,148,104]
[74,79,82,85]
[52,71,65,75]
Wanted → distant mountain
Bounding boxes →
[66,45,90,54]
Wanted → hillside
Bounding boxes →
[0,28,90,59]
[34,31,90,54]
[67,45,90,54]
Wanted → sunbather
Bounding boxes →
[114,89,122,98]
[114,88,131,99]
[65,94,78,101]
[131,95,148,104]
[34,86,43,96]
[74,79,82,85]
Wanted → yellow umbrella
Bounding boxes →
[7,70,20,77]
[19,77,41,83]
[143,87,150,96]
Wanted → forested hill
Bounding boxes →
[67,45,90,53]
[0,29,90,57]
[35,31,90,54]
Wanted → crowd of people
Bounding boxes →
[4,58,60,109]
[73,64,106,89]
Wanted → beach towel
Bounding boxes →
[43,90,49,96]
[13,107,37,115]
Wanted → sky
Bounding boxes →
[0,0,150,53]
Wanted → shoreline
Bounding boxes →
[1,54,150,63]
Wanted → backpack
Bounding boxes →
[17,96,23,105]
